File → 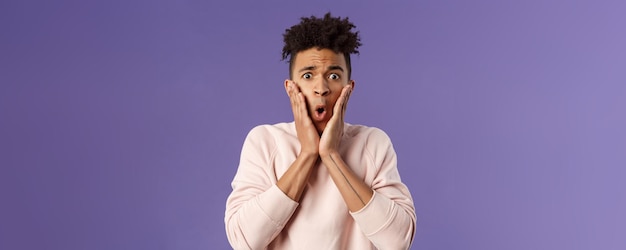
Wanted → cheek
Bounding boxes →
[329,95,341,108]
[296,84,313,94]
[329,84,344,94]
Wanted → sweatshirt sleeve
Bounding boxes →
[349,128,416,250]
[225,126,299,250]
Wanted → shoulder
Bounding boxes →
[344,123,395,157]
[343,123,396,169]
[240,122,295,157]
[246,122,295,138]
[344,123,393,145]
[244,122,296,147]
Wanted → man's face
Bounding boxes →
[285,47,355,134]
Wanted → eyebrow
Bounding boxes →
[298,66,316,73]
[298,65,345,73]
[328,65,344,72]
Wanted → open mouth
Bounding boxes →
[312,105,327,121]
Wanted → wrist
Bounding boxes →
[320,151,343,170]
[319,149,339,159]
[298,150,319,160]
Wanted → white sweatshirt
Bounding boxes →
[225,122,416,250]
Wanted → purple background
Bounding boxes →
[1,1,625,249]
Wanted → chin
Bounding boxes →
[314,123,327,135]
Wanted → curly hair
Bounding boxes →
[282,12,362,79]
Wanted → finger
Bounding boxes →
[293,84,305,114]
[289,83,302,118]
[336,86,351,121]
[290,83,302,113]
[297,92,309,121]
[343,86,352,116]
[292,82,302,94]
[334,85,350,116]
[288,83,297,113]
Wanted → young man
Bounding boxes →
[225,13,416,249]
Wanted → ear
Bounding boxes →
[284,79,291,93]
[349,79,355,90]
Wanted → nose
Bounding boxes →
[313,79,330,96]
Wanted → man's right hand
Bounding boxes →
[285,80,319,156]
[277,80,321,202]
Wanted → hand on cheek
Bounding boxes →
[285,80,319,155]
[319,85,352,156]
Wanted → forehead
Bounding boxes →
[293,48,346,68]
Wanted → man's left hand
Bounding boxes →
[319,84,352,157]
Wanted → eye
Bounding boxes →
[302,73,312,79]
[329,73,340,80]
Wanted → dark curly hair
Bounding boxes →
[282,12,362,79]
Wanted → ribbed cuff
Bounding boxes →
[350,191,395,235]
[257,185,299,227]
